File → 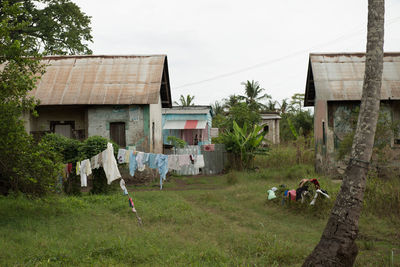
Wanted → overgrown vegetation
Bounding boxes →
[0,167,398,266]
[41,134,119,195]
[0,0,92,196]
[167,136,187,148]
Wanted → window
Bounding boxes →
[110,122,126,147]
[264,125,269,133]
[322,121,326,145]
[50,121,75,138]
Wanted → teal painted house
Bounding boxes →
[162,106,214,146]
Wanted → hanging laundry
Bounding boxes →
[156,154,168,190]
[148,153,158,169]
[129,151,137,177]
[90,156,96,169]
[136,152,146,172]
[79,159,92,187]
[98,152,103,167]
[128,197,137,213]
[103,143,121,184]
[117,149,127,164]
[124,149,130,163]
[67,163,73,174]
[189,154,195,164]
[143,153,150,166]
[178,154,190,167]
[120,179,128,195]
[202,144,215,151]
[193,155,205,168]
[167,155,179,170]
[76,161,81,175]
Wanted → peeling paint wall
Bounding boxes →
[315,100,400,174]
[87,105,150,151]
[149,96,163,153]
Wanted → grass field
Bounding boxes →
[0,167,399,266]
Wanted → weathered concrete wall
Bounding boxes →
[29,106,87,139]
[87,105,149,152]
[314,100,328,173]
[261,119,280,145]
[315,100,400,175]
[149,96,163,153]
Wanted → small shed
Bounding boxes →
[260,112,281,145]
[162,106,214,146]
[304,53,400,174]
[25,55,172,153]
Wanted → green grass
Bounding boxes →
[0,167,399,266]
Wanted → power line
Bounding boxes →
[174,16,400,89]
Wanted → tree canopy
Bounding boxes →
[0,0,93,196]
[2,0,93,55]
[174,94,195,106]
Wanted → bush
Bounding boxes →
[0,105,63,197]
[41,133,82,195]
[79,136,119,194]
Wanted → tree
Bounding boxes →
[211,100,224,116]
[0,0,93,196]
[222,121,267,170]
[174,94,195,106]
[277,98,289,115]
[303,0,385,265]
[5,0,93,54]
[223,94,242,111]
[289,93,305,113]
[264,100,277,112]
[239,80,271,111]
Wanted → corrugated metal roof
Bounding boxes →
[304,53,400,106]
[29,55,169,105]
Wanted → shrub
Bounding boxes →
[0,105,63,197]
[79,136,119,194]
[41,133,82,195]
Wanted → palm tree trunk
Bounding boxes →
[302,0,385,266]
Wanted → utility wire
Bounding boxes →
[174,16,400,89]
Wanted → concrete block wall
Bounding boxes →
[87,105,148,151]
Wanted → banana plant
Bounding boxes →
[223,121,267,169]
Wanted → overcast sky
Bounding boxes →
[73,0,400,106]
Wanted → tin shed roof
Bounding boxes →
[304,53,400,106]
[29,55,172,107]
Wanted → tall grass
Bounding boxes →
[255,143,314,169]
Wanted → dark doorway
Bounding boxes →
[110,122,126,147]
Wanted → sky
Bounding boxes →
[73,0,400,106]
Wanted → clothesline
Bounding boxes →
[65,143,206,191]
[61,143,207,225]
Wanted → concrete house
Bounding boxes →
[304,53,400,174]
[260,112,281,145]
[162,106,213,146]
[25,55,172,153]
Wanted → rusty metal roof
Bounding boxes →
[304,53,400,106]
[29,55,172,106]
